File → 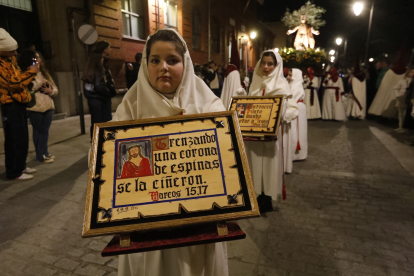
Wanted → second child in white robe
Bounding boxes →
[244,50,298,203]
[322,68,347,121]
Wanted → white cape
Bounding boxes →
[114,29,228,276]
[368,69,404,118]
[346,77,366,119]
[220,69,246,110]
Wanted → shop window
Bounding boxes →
[122,0,145,39]
[164,0,177,28]
[192,9,201,50]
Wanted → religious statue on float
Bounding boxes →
[283,1,326,51]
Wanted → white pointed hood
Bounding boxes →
[113,29,224,121]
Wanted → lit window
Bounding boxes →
[121,0,145,39]
[192,9,201,50]
[164,0,177,28]
[0,0,32,11]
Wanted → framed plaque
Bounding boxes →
[229,96,285,139]
[82,111,259,238]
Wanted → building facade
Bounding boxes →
[0,0,275,118]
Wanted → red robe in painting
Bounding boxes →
[121,158,152,178]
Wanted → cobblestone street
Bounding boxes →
[1,117,414,276]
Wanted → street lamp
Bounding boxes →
[353,1,374,65]
[329,50,335,56]
[274,48,279,52]
[369,58,374,62]
[330,56,335,62]
[250,31,257,39]
[335,37,347,69]
[353,2,363,16]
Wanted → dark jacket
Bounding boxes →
[84,69,116,101]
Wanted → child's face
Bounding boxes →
[408,69,414,78]
[260,56,275,76]
[148,41,184,94]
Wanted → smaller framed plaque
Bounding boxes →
[229,96,285,139]
[82,111,259,238]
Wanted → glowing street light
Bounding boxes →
[330,56,335,62]
[353,2,363,16]
[250,31,257,39]
[274,48,279,52]
[369,58,374,62]
[329,50,335,55]
[336,38,343,45]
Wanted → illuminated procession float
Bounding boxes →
[280,1,327,71]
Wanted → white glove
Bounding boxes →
[283,98,299,123]
[236,88,246,95]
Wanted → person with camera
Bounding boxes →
[0,29,39,180]
[18,50,58,163]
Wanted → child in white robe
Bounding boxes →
[244,50,298,209]
[113,29,228,276]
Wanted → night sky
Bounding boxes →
[259,0,414,65]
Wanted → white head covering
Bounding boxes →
[289,68,305,102]
[249,49,291,97]
[0,28,18,52]
[220,69,246,110]
[113,29,224,121]
[249,49,298,122]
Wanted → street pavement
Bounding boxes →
[1,116,414,276]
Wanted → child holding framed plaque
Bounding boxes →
[112,29,228,276]
[245,50,298,211]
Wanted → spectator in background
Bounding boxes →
[126,52,142,89]
[83,41,116,139]
[202,63,213,87]
[208,60,222,97]
[18,50,59,163]
[376,56,390,90]
[0,28,39,180]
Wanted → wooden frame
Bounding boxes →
[229,96,285,139]
[82,111,259,238]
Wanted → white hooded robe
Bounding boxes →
[244,50,298,201]
[114,29,228,276]
[289,69,308,161]
[220,67,246,110]
[303,75,321,119]
[322,77,347,121]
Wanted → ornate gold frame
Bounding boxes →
[82,111,259,237]
[229,95,285,138]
